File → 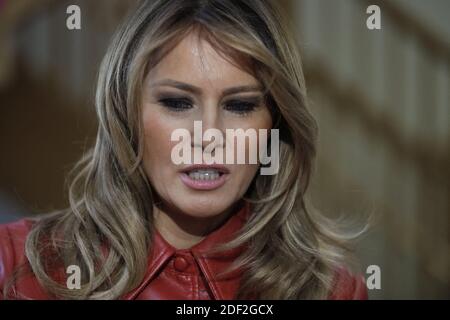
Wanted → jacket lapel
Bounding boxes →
[122,230,175,300]
[191,202,250,300]
[123,201,251,300]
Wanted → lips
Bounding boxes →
[181,164,229,175]
[179,164,230,190]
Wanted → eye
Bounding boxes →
[158,97,193,111]
[223,100,258,115]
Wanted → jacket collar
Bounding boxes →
[123,201,251,300]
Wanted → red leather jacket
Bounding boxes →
[0,203,368,300]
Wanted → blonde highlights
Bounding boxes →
[6,0,357,299]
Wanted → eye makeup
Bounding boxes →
[158,96,194,111]
[222,96,262,115]
[154,90,263,115]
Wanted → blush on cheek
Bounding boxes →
[142,109,173,146]
[141,109,166,168]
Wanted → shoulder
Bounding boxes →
[328,267,368,300]
[0,218,35,298]
[0,218,34,267]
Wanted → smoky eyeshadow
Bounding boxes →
[153,89,264,106]
[154,91,193,101]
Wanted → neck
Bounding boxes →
[152,201,243,250]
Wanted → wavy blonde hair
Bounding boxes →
[6,0,359,299]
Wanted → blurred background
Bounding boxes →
[0,0,448,299]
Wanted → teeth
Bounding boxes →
[188,169,221,181]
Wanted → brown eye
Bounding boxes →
[158,97,193,111]
[224,100,257,115]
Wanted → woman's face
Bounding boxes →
[141,31,272,219]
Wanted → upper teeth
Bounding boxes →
[188,169,221,180]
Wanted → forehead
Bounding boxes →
[146,31,259,89]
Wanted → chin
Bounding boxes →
[176,195,233,219]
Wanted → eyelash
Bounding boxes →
[158,97,258,115]
[158,98,192,111]
[223,100,257,115]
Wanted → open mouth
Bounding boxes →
[180,165,229,190]
[186,169,224,181]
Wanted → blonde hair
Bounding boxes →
[6,0,359,299]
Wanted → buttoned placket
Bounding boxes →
[122,201,251,300]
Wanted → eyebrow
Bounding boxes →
[150,78,264,98]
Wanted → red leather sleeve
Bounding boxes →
[0,223,15,300]
[329,267,368,300]
[0,219,35,300]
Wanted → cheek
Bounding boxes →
[232,163,259,196]
[141,105,178,174]
[236,109,272,186]
[258,108,273,131]
[232,109,273,162]
[241,163,260,180]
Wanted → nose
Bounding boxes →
[191,100,225,151]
